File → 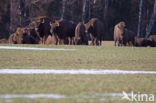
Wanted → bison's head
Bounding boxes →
[14,27,27,43]
[50,20,60,35]
[16,27,25,35]
[29,17,45,34]
[118,21,126,29]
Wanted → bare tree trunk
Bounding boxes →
[88,1,91,20]
[71,5,74,21]
[103,0,109,19]
[61,0,66,19]
[10,0,21,33]
[94,0,97,4]
[145,0,156,38]
[82,0,87,23]
[137,0,143,37]
[102,0,109,40]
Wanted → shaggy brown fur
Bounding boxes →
[114,21,126,46]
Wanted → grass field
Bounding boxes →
[0,74,156,103]
[0,43,156,70]
[0,42,156,103]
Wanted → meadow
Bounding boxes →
[0,42,156,103]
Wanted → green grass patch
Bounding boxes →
[0,74,155,95]
[0,44,156,70]
[0,74,155,103]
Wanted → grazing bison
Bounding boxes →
[114,21,126,46]
[85,18,104,46]
[75,22,88,45]
[123,29,135,46]
[50,19,76,45]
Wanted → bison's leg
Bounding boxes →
[71,37,74,45]
[68,37,74,45]
[90,38,94,45]
[43,36,46,44]
[68,37,73,45]
[58,39,61,45]
[61,39,64,45]
[68,37,70,45]
[119,40,124,46]
[114,39,117,46]
[54,35,59,45]
[92,38,95,45]
[41,37,45,44]
[100,39,102,46]
[90,40,93,45]
[131,39,135,46]
[55,38,58,45]
[114,41,116,46]
[41,38,43,44]
[117,40,120,46]
[120,40,122,46]
[98,37,102,46]
[96,39,100,46]
[94,38,97,46]
[99,41,102,46]
[59,39,64,45]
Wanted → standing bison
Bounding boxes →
[114,21,126,46]
[123,29,135,46]
[37,17,52,44]
[75,22,88,45]
[85,18,104,46]
[50,19,76,45]
[32,17,52,44]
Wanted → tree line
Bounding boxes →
[0,0,155,40]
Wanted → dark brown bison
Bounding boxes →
[148,35,156,42]
[114,21,126,46]
[32,17,52,44]
[123,28,135,46]
[22,28,40,44]
[50,19,76,45]
[134,37,148,47]
[147,35,156,47]
[85,18,104,46]
[75,22,88,45]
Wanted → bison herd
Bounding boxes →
[3,16,156,47]
[114,22,156,47]
[8,16,104,46]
